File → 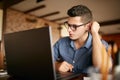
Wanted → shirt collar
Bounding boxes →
[70,40,75,49]
[83,32,92,49]
[70,32,92,49]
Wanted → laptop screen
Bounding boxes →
[3,27,56,80]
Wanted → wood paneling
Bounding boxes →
[39,11,60,18]
[24,5,46,14]
[4,0,24,8]
[5,8,60,44]
[102,33,120,48]
[99,19,120,26]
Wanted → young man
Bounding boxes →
[53,5,112,73]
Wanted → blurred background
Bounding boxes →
[0,0,120,78]
[2,0,120,45]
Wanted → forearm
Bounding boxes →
[55,61,73,72]
[92,31,102,68]
[92,32,112,71]
[55,61,61,71]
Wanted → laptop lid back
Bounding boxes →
[3,27,56,80]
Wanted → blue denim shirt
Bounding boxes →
[53,33,108,73]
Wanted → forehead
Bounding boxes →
[68,16,83,24]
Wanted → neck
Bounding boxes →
[74,32,89,49]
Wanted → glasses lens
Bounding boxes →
[72,25,77,30]
[64,22,76,31]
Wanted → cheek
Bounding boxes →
[75,30,84,37]
[77,27,85,34]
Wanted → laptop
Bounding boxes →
[3,26,81,80]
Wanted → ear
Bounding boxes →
[85,22,92,31]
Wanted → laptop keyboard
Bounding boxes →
[56,72,81,80]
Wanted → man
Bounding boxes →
[53,5,112,73]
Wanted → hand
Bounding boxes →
[57,61,73,72]
[90,21,100,34]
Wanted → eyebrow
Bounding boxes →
[66,22,88,27]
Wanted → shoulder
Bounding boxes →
[53,36,70,46]
[101,39,108,45]
[101,39,109,49]
[57,36,70,43]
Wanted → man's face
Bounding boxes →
[65,16,89,40]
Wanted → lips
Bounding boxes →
[69,33,73,37]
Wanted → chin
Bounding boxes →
[69,36,77,40]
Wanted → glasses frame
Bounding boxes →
[64,21,91,31]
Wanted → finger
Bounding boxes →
[64,62,73,72]
[64,61,72,67]
[61,66,69,72]
[63,61,74,72]
[64,65,69,70]
[69,65,74,72]
[69,67,73,72]
[59,62,69,72]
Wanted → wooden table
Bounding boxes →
[0,73,88,80]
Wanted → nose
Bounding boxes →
[68,27,72,32]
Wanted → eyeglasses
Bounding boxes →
[64,21,90,31]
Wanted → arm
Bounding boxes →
[90,21,112,71]
[53,41,73,72]
[55,61,73,72]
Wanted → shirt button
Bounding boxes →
[73,60,75,63]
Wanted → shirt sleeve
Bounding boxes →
[101,39,113,70]
[53,41,60,61]
[101,39,109,51]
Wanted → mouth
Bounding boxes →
[69,33,73,37]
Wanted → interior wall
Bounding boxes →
[0,8,61,69]
[4,8,60,45]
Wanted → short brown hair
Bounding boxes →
[67,5,93,23]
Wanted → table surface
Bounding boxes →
[0,73,88,80]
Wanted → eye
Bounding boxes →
[72,25,77,28]
[68,24,71,27]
